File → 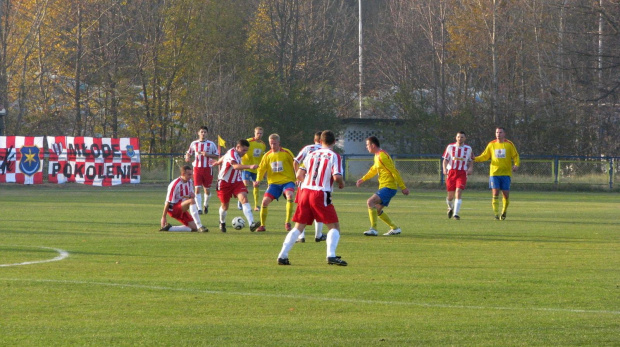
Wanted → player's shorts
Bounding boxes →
[489,176,511,190]
[217,180,248,205]
[446,170,468,191]
[293,189,339,225]
[265,181,296,201]
[193,167,213,188]
[376,187,398,207]
[167,201,193,226]
[242,171,257,182]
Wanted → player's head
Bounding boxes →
[180,165,193,181]
[254,127,264,140]
[456,131,466,145]
[365,136,380,154]
[320,130,336,146]
[314,131,322,144]
[495,127,506,141]
[268,134,281,150]
[236,139,250,156]
[198,126,208,139]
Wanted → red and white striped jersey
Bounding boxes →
[218,148,243,184]
[166,177,194,204]
[300,148,343,192]
[294,143,322,164]
[443,143,473,171]
[186,140,218,168]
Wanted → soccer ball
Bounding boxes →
[232,216,246,230]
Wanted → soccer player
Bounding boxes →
[160,165,208,232]
[213,139,261,232]
[253,134,297,232]
[356,136,410,236]
[277,130,347,266]
[474,127,520,220]
[292,131,325,243]
[442,131,474,220]
[185,126,219,214]
[239,127,266,211]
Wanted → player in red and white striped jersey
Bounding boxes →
[277,130,347,266]
[292,131,324,243]
[442,131,474,220]
[213,139,261,232]
[160,165,207,232]
[185,126,219,214]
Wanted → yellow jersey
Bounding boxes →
[257,148,296,185]
[241,138,266,173]
[474,139,520,177]
[360,150,406,190]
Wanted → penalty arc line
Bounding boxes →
[0,277,617,315]
[0,247,69,267]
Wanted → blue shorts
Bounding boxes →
[376,188,398,207]
[242,171,257,181]
[489,176,511,190]
[265,182,296,201]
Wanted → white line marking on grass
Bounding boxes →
[0,247,69,267]
[0,278,617,315]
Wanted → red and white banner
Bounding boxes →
[47,136,140,186]
[0,136,44,184]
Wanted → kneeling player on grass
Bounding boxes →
[212,139,261,233]
[277,130,347,266]
[160,165,208,232]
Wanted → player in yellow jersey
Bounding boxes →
[474,127,520,220]
[356,136,410,236]
[240,127,266,211]
[254,134,297,232]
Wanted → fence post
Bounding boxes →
[439,158,444,185]
[169,154,174,182]
[609,158,614,190]
[554,157,559,186]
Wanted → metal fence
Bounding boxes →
[141,153,619,190]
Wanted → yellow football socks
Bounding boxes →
[378,211,397,229]
[285,200,294,223]
[253,188,260,210]
[492,196,500,216]
[368,208,378,229]
[260,206,268,226]
[502,197,509,214]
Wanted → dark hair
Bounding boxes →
[457,131,466,136]
[496,127,505,131]
[238,139,250,147]
[200,126,208,132]
[314,131,322,142]
[321,130,336,145]
[366,136,380,147]
[181,164,192,172]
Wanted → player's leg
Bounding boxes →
[283,184,296,231]
[203,187,210,214]
[193,168,203,213]
[490,176,501,219]
[217,185,230,232]
[325,220,346,266]
[252,178,261,211]
[277,222,307,265]
[453,188,463,219]
[364,193,382,235]
[182,198,204,230]
[500,177,511,220]
[446,171,455,218]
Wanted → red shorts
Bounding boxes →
[446,170,468,191]
[293,189,339,225]
[167,201,193,226]
[217,180,248,205]
[194,167,213,188]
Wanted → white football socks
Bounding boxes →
[189,204,203,228]
[326,229,340,258]
[278,228,300,259]
[242,203,254,224]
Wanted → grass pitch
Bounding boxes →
[0,185,618,346]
